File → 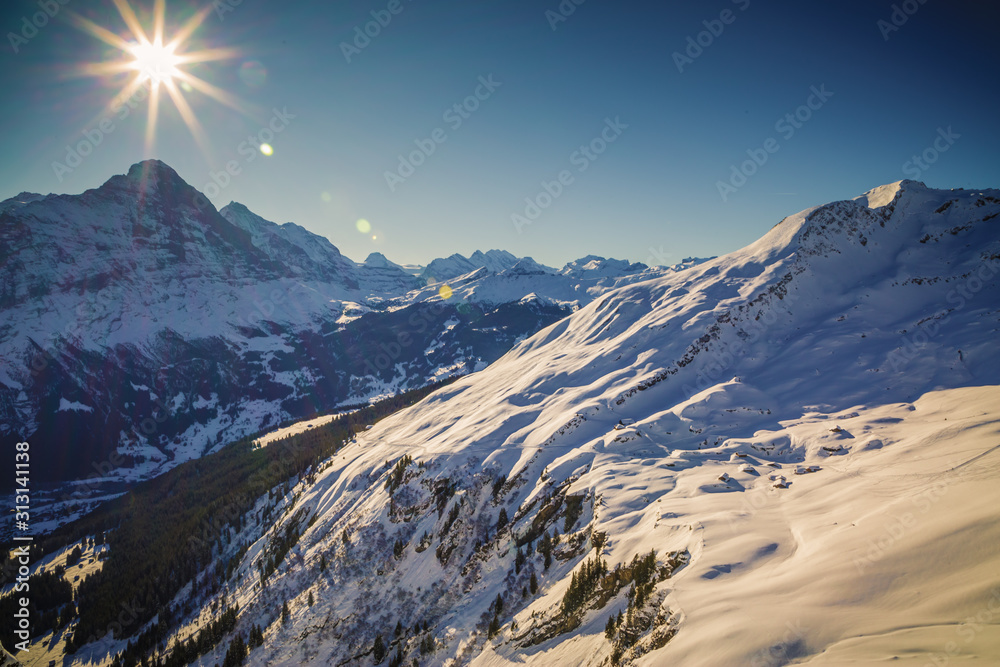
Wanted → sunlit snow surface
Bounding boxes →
[49,181,1000,665]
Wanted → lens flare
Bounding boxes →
[439,285,453,300]
[67,0,246,155]
[129,39,181,85]
[238,60,268,88]
[356,219,372,234]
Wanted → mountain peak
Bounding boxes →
[364,252,400,269]
[223,201,252,214]
[504,256,552,276]
[125,159,183,185]
[856,179,925,209]
[95,159,208,213]
[470,249,516,261]
[422,249,524,281]
[0,192,47,214]
[560,255,648,278]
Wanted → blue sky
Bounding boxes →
[1,0,998,267]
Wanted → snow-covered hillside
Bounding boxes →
[111,180,999,666]
[0,160,655,495]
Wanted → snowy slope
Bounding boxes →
[0,160,654,495]
[115,180,1000,666]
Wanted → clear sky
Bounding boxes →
[1,0,998,268]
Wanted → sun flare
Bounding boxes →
[69,0,246,155]
[129,39,181,86]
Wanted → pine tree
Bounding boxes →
[488,615,501,638]
[539,531,554,570]
[319,553,327,572]
[281,601,290,624]
[247,624,264,649]
[308,591,315,607]
[68,545,83,566]
[373,633,387,662]
[605,614,617,640]
[233,633,247,664]
[529,572,538,594]
[496,508,508,531]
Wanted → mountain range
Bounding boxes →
[0,160,675,500]
[9,177,998,666]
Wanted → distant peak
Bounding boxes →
[0,192,47,213]
[223,201,252,213]
[126,159,182,183]
[857,179,926,209]
[505,257,551,276]
[220,203,286,241]
[560,255,647,277]
[13,191,44,201]
[99,159,203,204]
[364,252,400,269]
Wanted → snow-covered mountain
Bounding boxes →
[82,179,999,666]
[218,202,422,295]
[0,160,657,495]
[390,256,667,311]
[422,250,521,282]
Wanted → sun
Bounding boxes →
[68,0,247,155]
[129,38,181,86]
